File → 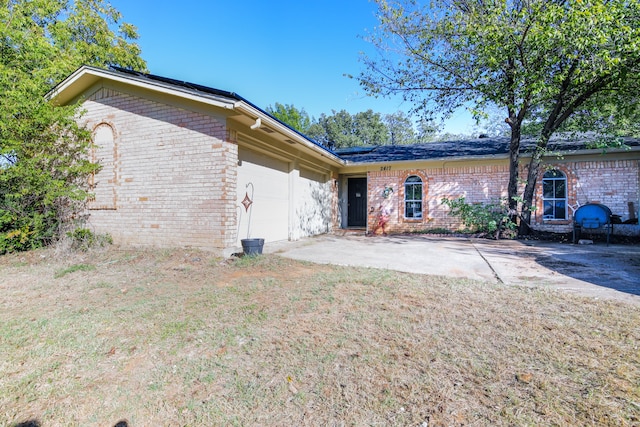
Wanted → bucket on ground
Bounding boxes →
[241,238,264,256]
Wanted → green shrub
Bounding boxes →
[441,197,516,239]
[0,0,145,255]
[66,228,113,251]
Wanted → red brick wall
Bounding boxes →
[533,160,640,232]
[365,160,639,234]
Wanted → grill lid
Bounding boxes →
[574,203,612,228]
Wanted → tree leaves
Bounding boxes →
[0,0,146,253]
[360,0,640,233]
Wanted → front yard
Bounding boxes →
[1,247,638,426]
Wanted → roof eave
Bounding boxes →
[48,66,344,168]
[341,144,640,166]
[47,65,237,110]
[234,101,345,167]
[342,153,510,167]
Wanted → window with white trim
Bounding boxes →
[404,175,423,219]
[542,170,566,220]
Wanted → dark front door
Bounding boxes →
[347,177,367,227]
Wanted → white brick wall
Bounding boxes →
[82,88,237,251]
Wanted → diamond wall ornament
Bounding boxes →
[241,192,253,212]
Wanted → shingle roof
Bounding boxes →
[76,67,640,165]
[107,66,336,156]
[336,135,640,163]
[109,66,248,104]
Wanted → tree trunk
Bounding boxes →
[507,125,521,223]
[519,135,551,235]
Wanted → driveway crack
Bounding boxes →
[470,240,504,284]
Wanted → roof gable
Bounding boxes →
[48,66,343,167]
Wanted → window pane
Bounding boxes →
[413,202,422,218]
[406,202,414,217]
[405,185,414,200]
[543,180,554,198]
[555,201,566,219]
[544,170,562,179]
[404,177,423,218]
[405,202,423,218]
[406,183,422,201]
[542,170,566,220]
[413,184,422,200]
[555,180,566,198]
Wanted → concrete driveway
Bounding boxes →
[267,234,640,305]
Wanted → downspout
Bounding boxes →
[250,117,261,130]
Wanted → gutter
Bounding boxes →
[234,101,345,167]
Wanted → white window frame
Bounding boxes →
[542,170,567,220]
[404,175,423,219]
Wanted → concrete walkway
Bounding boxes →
[267,234,640,305]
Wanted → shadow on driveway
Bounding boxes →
[464,239,640,304]
[530,242,640,295]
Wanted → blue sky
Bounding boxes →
[109,0,474,134]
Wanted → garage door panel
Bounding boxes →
[296,167,332,237]
[237,148,289,244]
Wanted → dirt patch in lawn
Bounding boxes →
[1,246,639,426]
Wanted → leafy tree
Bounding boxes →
[0,0,146,253]
[415,116,439,143]
[307,109,389,148]
[307,110,356,148]
[359,0,640,234]
[384,111,416,145]
[471,106,510,138]
[265,102,311,133]
[384,111,439,144]
[354,110,389,146]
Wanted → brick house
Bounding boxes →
[336,140,640,236]
[48,66,640,254]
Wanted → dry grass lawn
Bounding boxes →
[1,246,639,426]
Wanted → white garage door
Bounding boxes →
[236,148,290,244]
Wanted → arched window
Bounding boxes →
[90,123,117,209]
[542,170,566,220]
[404,175,423,219]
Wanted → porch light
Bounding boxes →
[382,186,394,198]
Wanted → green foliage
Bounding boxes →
[362,0,640,234]
[271,107,440,149]
[66,228,113,251]
[363,0,640,127]
[0,0,146,253]
[441,197,515,238]
[307,108,436,148]
[265,103,311,133]
[307,109,389,148]
[384,111,438,145]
